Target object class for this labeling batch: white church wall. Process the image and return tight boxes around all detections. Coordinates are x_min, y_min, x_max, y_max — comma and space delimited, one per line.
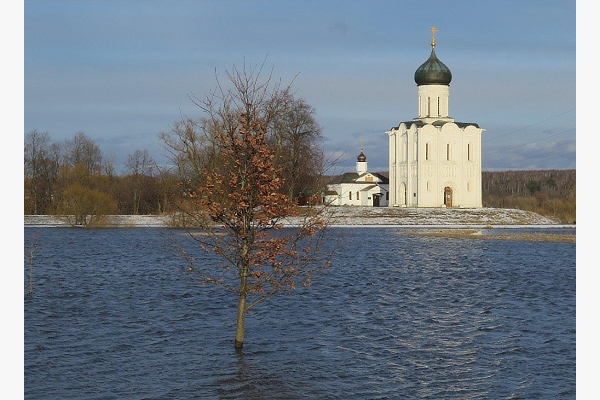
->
460, 125, 483, 208
325, 184, 390, 207
388, 131, 397, 206
417, 125, 438, 207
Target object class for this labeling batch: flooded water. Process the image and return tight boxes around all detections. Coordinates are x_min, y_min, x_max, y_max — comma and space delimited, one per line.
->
24, 227, 575, 399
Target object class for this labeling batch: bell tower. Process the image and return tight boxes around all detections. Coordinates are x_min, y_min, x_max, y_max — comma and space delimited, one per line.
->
356, 140, 368, 174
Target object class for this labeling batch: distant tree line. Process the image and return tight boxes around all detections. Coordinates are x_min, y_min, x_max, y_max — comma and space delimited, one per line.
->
482, 169, 576, 224
24, 129, 173, 225
25, 129, 576, 225
24, 89, 326, 226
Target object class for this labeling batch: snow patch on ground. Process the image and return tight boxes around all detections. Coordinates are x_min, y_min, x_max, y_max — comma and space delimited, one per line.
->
309, 206, 563, 227
24, 215, 171, 228
24, 207, 570, 228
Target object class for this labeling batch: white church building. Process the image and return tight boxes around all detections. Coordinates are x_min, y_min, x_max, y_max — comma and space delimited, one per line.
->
324, 149, 389, 207
386, 27, 484, 208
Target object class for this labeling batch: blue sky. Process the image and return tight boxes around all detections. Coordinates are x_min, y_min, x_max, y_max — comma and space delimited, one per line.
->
22, 0, 576, 174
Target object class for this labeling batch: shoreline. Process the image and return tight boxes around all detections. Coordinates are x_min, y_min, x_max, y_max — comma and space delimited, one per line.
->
24, 207, 573, 228
24, 209, 575, 229
24, 210, 575, 243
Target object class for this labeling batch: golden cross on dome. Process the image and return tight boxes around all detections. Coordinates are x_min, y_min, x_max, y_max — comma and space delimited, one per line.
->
360, 139, 364, 151
430, 26, 438, 48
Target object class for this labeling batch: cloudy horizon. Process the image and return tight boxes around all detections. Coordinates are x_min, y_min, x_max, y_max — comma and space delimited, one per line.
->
23, 1, 576, 174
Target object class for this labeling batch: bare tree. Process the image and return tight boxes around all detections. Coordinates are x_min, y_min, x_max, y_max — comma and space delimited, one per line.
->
164, 60, 332, 349
159, 117, 216, 186
63, 131, 103, 175
266, 92, 324, 203
102, 154, 117, 179
126, 149, 157, 214
127, 149, 156, 177
24, 129, 60, 214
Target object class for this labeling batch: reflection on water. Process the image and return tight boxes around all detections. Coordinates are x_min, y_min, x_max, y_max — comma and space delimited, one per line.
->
25, 227, 575, 399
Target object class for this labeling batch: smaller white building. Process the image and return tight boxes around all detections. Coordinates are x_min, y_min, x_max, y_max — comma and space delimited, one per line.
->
324, 150, 390, 207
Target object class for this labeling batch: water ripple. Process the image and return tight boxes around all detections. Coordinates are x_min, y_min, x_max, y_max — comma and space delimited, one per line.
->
25, 227, 575, 399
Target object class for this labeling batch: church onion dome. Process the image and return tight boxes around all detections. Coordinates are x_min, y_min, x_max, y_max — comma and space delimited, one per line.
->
414, 27, 452, 86
357, 151, 367, 162
414, 48, 452, 86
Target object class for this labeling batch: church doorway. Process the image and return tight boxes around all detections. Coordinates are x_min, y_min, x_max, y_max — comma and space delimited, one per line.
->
444, 186, 453, 207
373, 194, 381, 207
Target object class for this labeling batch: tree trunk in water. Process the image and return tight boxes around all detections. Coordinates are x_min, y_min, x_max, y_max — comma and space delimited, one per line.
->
235, 239, 250, 349
234, 277, 247, 349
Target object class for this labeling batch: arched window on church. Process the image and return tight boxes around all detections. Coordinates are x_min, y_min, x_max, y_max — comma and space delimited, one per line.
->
446, 143, 451, 161
349, 191, 352, 200
425, 143, 429, 160
356, 191, 360, 200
